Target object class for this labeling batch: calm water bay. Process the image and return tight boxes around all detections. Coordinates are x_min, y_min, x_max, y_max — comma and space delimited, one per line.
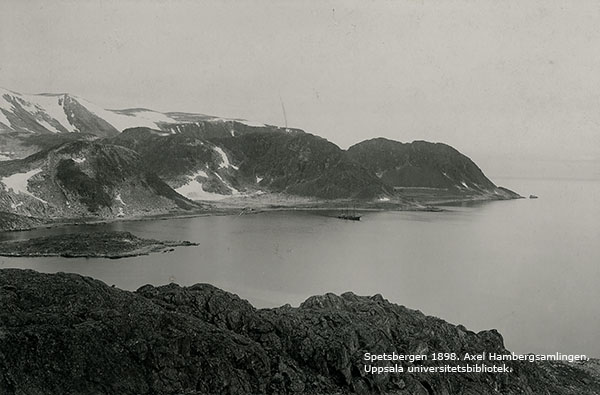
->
1, 178, 599, 357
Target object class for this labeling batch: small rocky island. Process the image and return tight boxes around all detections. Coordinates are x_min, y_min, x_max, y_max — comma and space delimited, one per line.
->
0, 231, 198, 259
0, 269, 598, 395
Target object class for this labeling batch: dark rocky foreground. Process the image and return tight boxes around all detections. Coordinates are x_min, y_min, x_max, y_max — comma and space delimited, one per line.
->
0, 269, 598, 395
0, 231, 198, 258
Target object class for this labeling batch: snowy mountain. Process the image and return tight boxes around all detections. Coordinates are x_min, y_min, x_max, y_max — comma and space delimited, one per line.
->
0, 88, 271, 135
1, 87, 519, 211
0, 87, 271, 160
0, 88, 117, 136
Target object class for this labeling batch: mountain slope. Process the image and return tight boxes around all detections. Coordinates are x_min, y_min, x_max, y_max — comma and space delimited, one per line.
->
212, 131, 392, 199
109, 127, 392, 200
0, 88, 119, 137
0, 140, 198, 219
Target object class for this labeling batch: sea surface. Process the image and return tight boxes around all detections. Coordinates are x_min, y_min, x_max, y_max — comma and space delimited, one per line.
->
1, 177, 599, 357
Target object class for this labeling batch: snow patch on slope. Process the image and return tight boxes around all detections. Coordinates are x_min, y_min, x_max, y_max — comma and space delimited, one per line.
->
214, 172, 240, 195
0, 89, 77, 132
0, 168, 47, 203
0, 109, 11, 128
176, 180, 230, 201
115, 193, 126, 206
21, 94, 77, 133
75, 96, 178, 131
36, 119, 62, 134
0, 89, 16, 111
175, 170, 226, 201
175, 169, 241, 200
213, 146, 238, 170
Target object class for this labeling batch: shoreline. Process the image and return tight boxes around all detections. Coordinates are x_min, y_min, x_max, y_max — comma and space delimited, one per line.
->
0, 192, 520, 234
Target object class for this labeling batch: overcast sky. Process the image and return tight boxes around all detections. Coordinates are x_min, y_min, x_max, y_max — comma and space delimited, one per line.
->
1, 0, 599, 178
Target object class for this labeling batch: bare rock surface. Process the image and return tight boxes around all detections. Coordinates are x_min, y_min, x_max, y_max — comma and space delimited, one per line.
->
0, 269, 598, 394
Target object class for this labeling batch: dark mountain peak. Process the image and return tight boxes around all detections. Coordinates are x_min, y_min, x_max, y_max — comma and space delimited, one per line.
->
347, 137, 520, 200
350, 136, 404, 146
350, 137, 456, 151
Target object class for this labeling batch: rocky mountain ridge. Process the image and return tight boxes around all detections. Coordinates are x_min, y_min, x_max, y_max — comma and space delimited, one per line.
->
0, 269, 597, 395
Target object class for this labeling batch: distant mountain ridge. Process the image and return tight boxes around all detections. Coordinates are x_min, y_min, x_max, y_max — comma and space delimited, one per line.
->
0, 87, 269, 159
0, 87, 520, 225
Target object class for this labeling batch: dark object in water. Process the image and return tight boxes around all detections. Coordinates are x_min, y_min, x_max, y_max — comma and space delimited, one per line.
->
529, 195, 538, 199
337, 213, 361, 221
338, 206, 361, 221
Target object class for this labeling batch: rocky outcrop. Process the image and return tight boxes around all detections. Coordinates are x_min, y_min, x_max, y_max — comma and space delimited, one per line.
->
0, 269, 597, 394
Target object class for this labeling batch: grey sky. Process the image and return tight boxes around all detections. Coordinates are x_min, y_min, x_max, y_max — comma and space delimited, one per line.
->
1, 0, 599, 177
